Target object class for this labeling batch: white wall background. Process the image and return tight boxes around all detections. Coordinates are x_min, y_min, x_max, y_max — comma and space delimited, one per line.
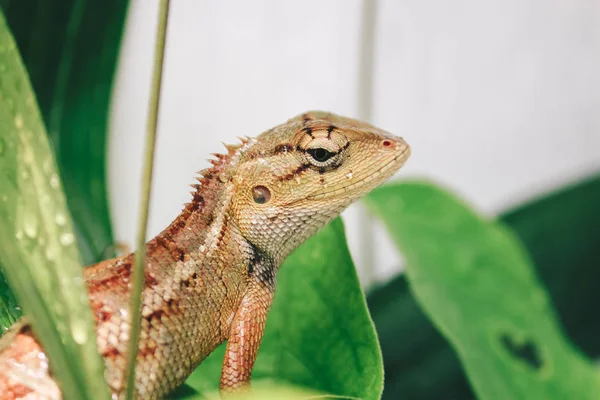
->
109, 0, 600, 286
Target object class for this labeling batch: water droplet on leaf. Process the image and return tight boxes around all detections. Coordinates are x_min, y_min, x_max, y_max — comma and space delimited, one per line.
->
55, 213, 67, 226
40, 194, 51, 205
23, 214, 38, 239
59, 232, 75, 246
70, 320, 88, 345
49, 174, 60, 189
14, 114, 23, 129
42, 159, 53, 173
45, 245, 57, 261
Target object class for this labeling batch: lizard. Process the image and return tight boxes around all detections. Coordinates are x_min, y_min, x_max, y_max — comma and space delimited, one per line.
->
0, 111, 411, 399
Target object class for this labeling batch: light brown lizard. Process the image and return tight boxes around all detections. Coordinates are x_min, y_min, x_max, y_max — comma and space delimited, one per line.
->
0, 111, 410, 399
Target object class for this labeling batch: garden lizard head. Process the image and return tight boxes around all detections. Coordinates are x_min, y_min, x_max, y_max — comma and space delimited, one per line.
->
222, 111, 410, 263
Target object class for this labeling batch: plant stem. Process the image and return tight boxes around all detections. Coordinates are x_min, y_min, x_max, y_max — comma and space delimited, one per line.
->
124, 1, 170, 398
356, 0, 378, 286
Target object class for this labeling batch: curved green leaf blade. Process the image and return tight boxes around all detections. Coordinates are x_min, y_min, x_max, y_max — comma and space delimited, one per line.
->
365, 181, 600, 400
183, 218, 383, 399
3, 0, 129, 264
368, 175, 600, 400
367, 274, 473, 400
502, 175, 600, 356
0, 270, 19, 331
174, 382, 327, 400
0, 0, 129, 330
0, 12, 109, 399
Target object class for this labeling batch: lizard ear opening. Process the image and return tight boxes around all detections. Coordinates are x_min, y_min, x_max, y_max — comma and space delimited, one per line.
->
252, 185, 271, 204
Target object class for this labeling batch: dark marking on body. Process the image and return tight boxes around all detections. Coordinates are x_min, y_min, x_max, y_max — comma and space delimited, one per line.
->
89, 259, 132, 290
101, 347, 120, 358
145, 271, 158, 286
138, 344, 157, 358
278, 163, 310, 181
274, 143, 294, 154
327, 125, 336, 138
247, 248, 258, 275
190, 192, 205, 211
9, 384, 34, 398
247, 241, 275, 284
167, 298, 177, 309
151, 235, 186, 263
144, 298, 181, 324
163, 215, 188, 238
182, 272, 198, 288
96, 309, 112, 322
201, 169, 215, 181
146, 309, 165, 321
217, 218, 228, 243
304, 126, 314, 138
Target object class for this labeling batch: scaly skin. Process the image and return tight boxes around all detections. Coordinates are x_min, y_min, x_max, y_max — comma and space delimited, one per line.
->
0, 111, 410, 399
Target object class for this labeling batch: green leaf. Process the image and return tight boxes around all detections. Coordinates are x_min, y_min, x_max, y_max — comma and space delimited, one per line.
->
0, 0, 128, 332
502, 175, 600, 356
0, 11, 109, 399
175, 381, 327, 400
0, 269, 18, 331
367, 274, 473, 400
368, 175, 600, 400
182, 218, 383, 399
2, 0, 128, 264
365, 181, 600, 400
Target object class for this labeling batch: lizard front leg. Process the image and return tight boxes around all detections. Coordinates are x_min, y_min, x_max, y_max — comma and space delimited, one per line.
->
220, 281, 274, 392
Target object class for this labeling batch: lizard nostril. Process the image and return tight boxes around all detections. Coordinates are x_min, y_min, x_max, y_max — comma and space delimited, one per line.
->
382, 140, 393, 148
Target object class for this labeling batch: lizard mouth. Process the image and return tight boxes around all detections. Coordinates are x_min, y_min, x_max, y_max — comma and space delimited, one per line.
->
306, 146, 411, 200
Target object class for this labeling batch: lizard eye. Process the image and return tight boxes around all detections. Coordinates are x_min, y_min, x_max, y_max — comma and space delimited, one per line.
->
307, 148, 335, 163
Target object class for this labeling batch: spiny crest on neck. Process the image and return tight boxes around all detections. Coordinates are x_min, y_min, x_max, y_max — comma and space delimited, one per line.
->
155, 137, 255, 245
185, 137, 252, 214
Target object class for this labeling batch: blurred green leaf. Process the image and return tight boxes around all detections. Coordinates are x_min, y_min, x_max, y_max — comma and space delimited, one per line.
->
2, 0, 128, 264
0, 272, 18, 331
173, 381, 328, 400
368, 274, 473, 400
365, 181, 600, 400
502, 175, 600, 356
0, 11, 109, 399
368, 175, 600, 400
182, 218, 383, 399
0, 0, 128, 331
